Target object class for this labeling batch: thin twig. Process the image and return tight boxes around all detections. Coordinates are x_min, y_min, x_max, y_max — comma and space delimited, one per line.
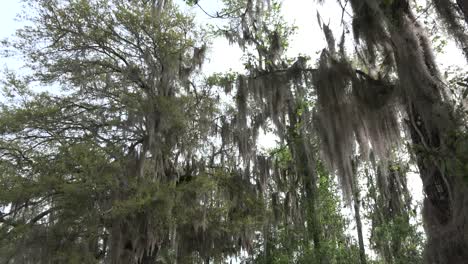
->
195, 2, 244, 19
338, 0, 351, 26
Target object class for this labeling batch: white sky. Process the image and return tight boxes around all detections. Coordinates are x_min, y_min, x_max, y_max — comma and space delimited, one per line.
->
185, 0, 342, 74
1, 0, 466, 260
1, 0, 464, 71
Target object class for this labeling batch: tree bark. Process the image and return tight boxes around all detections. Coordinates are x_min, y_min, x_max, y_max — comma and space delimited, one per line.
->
387, 2, 468, 262
351, 160, 367, 264
353, 194, 367, 264
406, 104, 468, 264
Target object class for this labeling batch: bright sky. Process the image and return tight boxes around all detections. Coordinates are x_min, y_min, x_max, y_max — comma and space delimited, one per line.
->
184, 0, 343, 74
0, 1, 23, 70
1, 0, 466, 260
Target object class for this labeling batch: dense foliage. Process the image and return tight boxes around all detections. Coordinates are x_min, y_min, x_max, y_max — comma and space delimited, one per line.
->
0, 0, 467, 263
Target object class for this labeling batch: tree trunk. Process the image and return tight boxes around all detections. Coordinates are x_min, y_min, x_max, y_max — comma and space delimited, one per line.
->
108, 220, 132, 264
287, 102, 322, 262
353, 195, 366, 264
351, 160, 367, 264
406, 104, 468, 264
386, 2, 468, 262
352, 186, 367, 264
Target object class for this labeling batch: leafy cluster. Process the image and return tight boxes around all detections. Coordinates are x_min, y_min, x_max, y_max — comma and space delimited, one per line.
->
1, 0, 467, 263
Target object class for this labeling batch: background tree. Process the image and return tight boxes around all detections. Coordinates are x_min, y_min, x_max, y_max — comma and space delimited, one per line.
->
201, 0, 467, 262
0, 0, 264, 263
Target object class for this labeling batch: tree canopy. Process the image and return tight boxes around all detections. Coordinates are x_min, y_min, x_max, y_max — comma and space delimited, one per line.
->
0, 0, 467, 263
